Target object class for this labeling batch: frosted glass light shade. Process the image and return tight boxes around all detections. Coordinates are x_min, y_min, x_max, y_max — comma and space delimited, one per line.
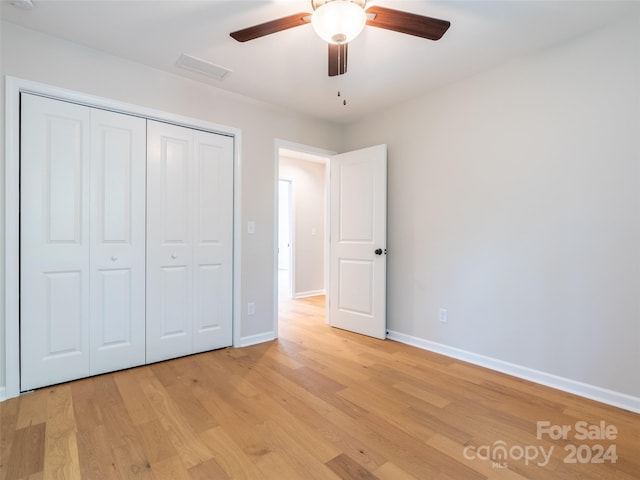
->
311, 1, 367, 44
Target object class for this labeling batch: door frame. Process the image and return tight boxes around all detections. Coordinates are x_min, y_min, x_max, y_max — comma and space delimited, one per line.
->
274, 140, 334, 336
3, 76, 243, 400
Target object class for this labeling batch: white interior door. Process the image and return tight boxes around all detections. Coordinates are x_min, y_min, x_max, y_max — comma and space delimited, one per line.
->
147, 121, 194, 362
146, 121, 233, 363
89, 109, 146, 374
329, 144, 387, 339
20, 95, 147, 390
20, 94, 91, 390
191, 130, 234, 353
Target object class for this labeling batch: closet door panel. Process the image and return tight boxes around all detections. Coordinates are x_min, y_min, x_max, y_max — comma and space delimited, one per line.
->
20, 94, 91, 391
160, 265, 191, 334
192, 132, 234, 352
146, 121, 193, 362
90, 110, 146, 374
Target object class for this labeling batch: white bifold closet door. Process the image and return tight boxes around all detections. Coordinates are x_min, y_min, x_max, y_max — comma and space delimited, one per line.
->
146, 120, 233, 363
20, 94, 146, 391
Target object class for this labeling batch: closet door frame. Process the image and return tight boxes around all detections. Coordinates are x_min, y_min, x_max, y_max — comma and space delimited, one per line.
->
3, 76, 243, 400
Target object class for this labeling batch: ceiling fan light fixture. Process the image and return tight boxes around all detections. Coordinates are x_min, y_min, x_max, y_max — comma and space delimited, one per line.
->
311, 0, 367, 44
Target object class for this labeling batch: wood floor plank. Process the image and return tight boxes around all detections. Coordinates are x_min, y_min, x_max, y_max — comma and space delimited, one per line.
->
392, 380, 451, 408
3, 294, 638, 480
0, 394, 20, 480
249, 359, 390, 471
135, 419, 179, 465
15, 391, 48, 430
164, 383, 218, 434
43, 386, 81, 480
249, 390, 342, 464
326, 453, 379, 480
187, 458, 230, 480
113, 369, 157, 427
198, 426, 263, 479
91, 375, 152, 477
138, 375, 213, 470
149, 455, 190, 480
73, 398, 103, 434
254, 419, 343, 480
76, 425, 122, 479
373, 461, 420, 480
2, 423, 45, 480
68, 377, 95, 403
253, 451, 314, 480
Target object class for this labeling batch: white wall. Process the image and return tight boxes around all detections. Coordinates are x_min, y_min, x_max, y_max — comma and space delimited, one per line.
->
345, 16, 640, 403
0, 22, 344, 391
279, 156, 326, 297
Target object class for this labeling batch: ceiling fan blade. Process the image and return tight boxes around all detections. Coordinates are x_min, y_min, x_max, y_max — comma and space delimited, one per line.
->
230, 12, 311, 42
365, 6, 450, 41
328, 43, 348, 77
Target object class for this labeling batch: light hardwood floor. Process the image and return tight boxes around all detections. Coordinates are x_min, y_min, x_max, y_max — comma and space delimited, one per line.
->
1, 295, 639, 479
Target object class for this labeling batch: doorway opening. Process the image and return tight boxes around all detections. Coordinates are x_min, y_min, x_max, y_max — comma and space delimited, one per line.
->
275, 142, 332, 333
274, 141, 388, 341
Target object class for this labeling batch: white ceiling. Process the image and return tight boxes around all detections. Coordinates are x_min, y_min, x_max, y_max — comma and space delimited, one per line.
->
2, 0, 639, 124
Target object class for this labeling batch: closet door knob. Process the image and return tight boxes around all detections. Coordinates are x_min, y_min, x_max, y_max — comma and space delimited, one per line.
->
171, 253, 177, 259
111, 256, 118, 261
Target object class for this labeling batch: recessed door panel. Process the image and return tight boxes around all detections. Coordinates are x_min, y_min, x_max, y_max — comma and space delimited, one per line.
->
196, 264, 222, 331
46, 117, 85, 244
339, 161, 375, 243
45, 271, 84, 356
338, 260, 374, 316
97, 126, 133, 243
96, 268, 132, 346
163, 139, 190, 244
161, 266, 191, 337
197, 144, 223, 244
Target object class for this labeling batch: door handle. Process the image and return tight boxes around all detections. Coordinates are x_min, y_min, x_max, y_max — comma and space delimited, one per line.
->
375, 248, 383, 256
111, 256, 118, 262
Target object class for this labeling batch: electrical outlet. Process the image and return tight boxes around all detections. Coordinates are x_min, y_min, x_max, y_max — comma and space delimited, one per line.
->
247, 302, 255, 315
439, 308, 448, 324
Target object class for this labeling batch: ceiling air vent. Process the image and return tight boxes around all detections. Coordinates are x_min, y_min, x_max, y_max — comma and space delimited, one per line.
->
10, 0, 35, 9
176, 54, 232, 81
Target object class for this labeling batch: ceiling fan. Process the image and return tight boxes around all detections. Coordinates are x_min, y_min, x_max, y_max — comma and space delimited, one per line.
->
230, 0, 450, 77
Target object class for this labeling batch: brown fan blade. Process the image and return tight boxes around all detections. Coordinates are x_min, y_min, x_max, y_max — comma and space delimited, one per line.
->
328, 43, 348, 77
365, 6, 450, 41
230, 12, 311, 42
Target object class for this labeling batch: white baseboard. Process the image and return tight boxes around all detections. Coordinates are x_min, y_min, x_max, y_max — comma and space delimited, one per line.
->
236, 331, 277, 348
295, 290, 325, 298
386, 330, 640, 414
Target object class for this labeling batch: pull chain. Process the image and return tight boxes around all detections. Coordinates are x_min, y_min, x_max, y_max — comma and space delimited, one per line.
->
334, 42, 347, 106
